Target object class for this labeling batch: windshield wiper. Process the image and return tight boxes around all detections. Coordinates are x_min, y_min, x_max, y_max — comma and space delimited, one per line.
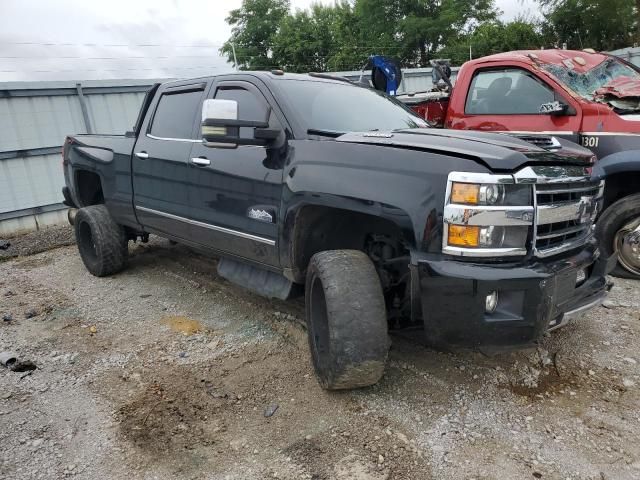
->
307, 128, 345, 138
616, 107, 640, 114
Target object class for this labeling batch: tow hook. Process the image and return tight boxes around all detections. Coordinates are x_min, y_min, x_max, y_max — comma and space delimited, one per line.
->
67, 208, 78, 226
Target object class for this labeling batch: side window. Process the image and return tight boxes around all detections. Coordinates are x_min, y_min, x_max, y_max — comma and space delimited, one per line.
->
149, 89, 203, 139
214, 86, 271, 140
215, 86, 269, 122
465, 69, 555, 115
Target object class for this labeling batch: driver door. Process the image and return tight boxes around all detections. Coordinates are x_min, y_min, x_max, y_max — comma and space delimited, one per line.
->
452, 67, 582, 144
187, 79, 285, 267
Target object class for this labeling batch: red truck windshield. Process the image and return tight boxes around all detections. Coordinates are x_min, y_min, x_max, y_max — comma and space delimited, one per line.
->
543, 58, 640, 100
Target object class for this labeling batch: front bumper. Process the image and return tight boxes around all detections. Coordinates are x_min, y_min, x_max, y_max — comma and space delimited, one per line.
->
411, 241, 615, 349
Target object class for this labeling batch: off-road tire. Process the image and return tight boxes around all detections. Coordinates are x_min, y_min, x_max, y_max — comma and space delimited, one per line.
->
74, 205, 128, 277
596, 194, 640, 279
305, 250, 390, 390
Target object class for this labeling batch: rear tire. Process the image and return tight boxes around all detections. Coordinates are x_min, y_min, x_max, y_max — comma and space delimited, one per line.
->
305, 250, 390, 390
596, 194, 640, 279
74, 205, 128, 277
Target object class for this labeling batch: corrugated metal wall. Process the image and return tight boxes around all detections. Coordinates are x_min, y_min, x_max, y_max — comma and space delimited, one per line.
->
0, 79, 161, 235
330, 67, 460, 94
609, 46, 640, 67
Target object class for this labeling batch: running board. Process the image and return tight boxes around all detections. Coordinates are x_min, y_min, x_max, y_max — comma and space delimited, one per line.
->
217, 257, 295, 300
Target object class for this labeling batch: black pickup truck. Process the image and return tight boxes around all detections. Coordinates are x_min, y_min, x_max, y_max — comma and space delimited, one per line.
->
62, 71, 613, 390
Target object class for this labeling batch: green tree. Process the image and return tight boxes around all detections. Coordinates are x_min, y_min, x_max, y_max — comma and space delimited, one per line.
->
440, 18, 546, 65
397, 0, 498, 66
220, 0, 545, 73
325, 1, 367, 71
351, 0, 406, 62
538, 0, 636, 51
272, 4, 339, 72
220, 0, 290, 70
331, 0, 500, 68
272, 1, 370, 72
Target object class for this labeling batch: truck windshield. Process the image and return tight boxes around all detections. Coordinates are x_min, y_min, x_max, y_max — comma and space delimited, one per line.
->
543, 58, 640, 100
281, 79, 428, 133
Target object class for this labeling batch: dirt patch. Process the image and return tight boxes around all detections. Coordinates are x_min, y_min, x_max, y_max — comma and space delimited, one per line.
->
12, 256, 55, 269
117, 367, 223, 461
160, 315, 205, 335
107, 336, 433, 478
508, 368, 582, 397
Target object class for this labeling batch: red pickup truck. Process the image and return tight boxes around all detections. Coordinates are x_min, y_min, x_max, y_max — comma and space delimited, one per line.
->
399, 49, 640, 279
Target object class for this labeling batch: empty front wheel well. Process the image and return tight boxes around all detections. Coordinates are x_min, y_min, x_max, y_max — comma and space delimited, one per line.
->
289, 205, 410, 283
75, 170, 104, 207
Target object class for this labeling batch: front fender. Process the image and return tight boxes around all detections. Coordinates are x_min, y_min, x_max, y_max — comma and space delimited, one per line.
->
279, 139, 490, 272
593, 150, 640, 207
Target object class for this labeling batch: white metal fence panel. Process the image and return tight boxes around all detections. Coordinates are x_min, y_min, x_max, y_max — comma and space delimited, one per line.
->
0, 79, 163, 235
330, 67, 460, 94
0, 95, 87, 152
0, 153, 64, 212
610, 46, 640, 67
85, 92, 147, 134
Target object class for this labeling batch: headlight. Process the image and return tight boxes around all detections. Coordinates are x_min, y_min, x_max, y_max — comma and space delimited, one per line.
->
447, 225, 527, 249
480, 185, 504, 205
451, 183, 505, 205
443, 173, 534, 257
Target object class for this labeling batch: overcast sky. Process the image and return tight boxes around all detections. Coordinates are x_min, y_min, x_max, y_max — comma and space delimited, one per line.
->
0, 0, 539, 82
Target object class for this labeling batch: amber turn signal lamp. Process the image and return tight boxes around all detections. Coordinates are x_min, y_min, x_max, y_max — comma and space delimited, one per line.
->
448, 225, 480, 247
451, 183, 479, 204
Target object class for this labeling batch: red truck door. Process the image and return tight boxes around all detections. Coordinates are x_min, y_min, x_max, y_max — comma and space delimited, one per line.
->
447, 65, 582, 144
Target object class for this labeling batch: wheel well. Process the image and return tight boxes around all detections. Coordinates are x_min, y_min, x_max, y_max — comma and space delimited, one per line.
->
75, 170, 104, 207
604, 171, 640, 209
289, 205, 408, 283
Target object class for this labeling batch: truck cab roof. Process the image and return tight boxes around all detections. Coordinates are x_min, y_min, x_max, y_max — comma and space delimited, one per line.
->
467, 49, 611, 73
160, 71, 351, 89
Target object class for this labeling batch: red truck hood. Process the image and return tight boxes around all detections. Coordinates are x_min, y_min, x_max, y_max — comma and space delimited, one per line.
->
595, 76, 640, 99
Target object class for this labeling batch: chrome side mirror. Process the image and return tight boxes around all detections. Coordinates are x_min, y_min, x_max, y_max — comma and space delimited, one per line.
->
201, 98, 280, 148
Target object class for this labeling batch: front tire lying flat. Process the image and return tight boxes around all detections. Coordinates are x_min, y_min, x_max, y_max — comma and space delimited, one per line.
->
596, 194, 640, 279
305, 250, 390, 390
74, 205, 129, 277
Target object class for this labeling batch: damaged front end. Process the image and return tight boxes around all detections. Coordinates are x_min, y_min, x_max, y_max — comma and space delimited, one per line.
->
543, 57, 640, 113
594, 75, 640, 112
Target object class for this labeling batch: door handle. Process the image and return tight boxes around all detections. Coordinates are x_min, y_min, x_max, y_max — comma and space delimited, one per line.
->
135, 151, 149, 159
191, 157, 210, 167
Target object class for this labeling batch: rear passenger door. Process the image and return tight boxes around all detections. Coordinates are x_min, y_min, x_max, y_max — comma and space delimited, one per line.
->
132, 81, 208, 238
187, 79, 286, 267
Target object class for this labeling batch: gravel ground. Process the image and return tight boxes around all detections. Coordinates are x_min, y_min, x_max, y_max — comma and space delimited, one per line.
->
1, 228, 639, 480
0, 225, 75, 261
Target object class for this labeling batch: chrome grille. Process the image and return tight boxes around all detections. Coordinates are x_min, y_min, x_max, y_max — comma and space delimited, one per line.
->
534, 180, 603, 257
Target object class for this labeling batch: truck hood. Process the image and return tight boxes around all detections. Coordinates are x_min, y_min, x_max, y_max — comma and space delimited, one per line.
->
595, 76, 640, 99
336, 128, 594, 171
595, 76, 640, 112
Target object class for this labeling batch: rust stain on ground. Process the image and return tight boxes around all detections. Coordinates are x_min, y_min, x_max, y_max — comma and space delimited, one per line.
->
161, 316, 204, 335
